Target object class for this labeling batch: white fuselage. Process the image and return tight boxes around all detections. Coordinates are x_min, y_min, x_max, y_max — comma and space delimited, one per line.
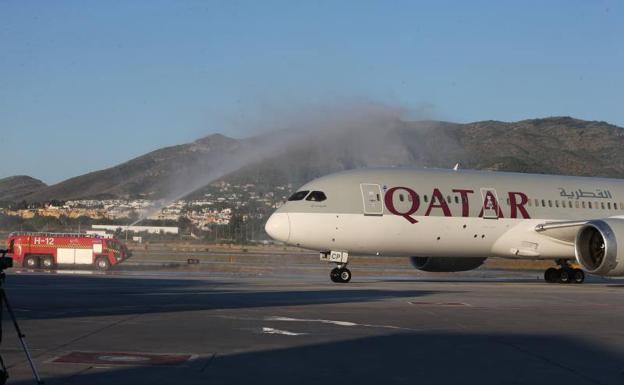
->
265, 168, 624, 261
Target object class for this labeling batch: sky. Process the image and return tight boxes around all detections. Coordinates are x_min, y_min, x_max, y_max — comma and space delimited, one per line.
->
1, 0, 622, 184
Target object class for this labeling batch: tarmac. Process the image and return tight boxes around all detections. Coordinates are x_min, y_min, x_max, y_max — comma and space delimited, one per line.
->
1, 264, 624, 385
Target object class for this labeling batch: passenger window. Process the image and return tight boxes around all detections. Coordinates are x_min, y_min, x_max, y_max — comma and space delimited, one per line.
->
534, 199, 539, 206
527, 200, 532, 207
608, 202, 611, 210
506, 198, 510, 205
582, 201, 586, 209
555, 200, 559, 208
541, 199, 546, 207
601, 202, 605, 210
399, 194, 405, 202
288, 191, 310, 201
454, 196, 459, 204
588, 202, 592, 209
446, 195, 451, 203
548, 200, 552, 207
575, 201, 579, 209
424, 195, 428, 203
306, 191, 327, 202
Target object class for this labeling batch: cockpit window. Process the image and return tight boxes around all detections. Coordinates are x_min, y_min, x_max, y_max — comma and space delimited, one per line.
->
288, 190, 309, 201
306, 191, 327, 202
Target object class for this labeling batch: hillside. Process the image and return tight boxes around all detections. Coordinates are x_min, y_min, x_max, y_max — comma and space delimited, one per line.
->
216, 117, 624, 195
13, 116, 624, 202
0, 176, 47, 202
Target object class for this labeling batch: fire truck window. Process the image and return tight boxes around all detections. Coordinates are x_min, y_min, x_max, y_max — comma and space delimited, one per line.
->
306, 191, 327, 202
288, 191, 309, 201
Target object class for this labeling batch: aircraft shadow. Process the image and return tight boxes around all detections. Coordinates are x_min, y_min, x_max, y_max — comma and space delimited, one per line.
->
11, 332, 624, 385
4, 274, 442, 320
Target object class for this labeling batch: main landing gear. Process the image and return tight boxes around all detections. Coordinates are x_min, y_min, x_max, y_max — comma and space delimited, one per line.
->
544, 259, 585, 284
321, 251, 351, 283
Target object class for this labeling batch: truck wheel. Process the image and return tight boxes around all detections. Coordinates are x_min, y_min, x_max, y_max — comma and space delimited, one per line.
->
95, 257, 111, 271
24, 255, 40, 269
40, 256, 54, 269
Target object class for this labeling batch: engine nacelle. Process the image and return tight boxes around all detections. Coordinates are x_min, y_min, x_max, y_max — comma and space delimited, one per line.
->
575, 219, 624, 276
410, 257, 487, 272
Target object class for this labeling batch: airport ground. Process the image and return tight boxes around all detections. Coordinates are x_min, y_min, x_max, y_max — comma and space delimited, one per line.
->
0, 248, 623, 384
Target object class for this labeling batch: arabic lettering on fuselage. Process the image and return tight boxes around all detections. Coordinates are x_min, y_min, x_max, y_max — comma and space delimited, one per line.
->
558, 188, 613, 200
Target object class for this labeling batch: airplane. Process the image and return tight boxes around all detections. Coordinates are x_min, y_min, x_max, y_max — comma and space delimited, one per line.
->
264, 167, 624, 284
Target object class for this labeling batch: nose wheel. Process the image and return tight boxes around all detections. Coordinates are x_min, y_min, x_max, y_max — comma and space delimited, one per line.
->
330, 267, 351, 283
544, 260, 585, 284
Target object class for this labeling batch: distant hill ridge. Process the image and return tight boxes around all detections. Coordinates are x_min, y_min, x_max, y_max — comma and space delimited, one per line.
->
3, 116, 624, 202
0, 176, 47, 202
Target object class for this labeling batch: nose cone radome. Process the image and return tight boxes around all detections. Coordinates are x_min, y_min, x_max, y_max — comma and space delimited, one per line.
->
265, 213, 290, 243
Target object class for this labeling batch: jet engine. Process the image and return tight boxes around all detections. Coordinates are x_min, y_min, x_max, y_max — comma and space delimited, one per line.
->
410, 257, 487, 272
575, 219, 624, 276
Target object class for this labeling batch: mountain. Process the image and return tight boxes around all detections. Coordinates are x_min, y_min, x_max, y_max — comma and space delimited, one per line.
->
13, 116, 624, 202
0, 176, 47, 202
23, 133, 245, 201
218, 116, 624, 194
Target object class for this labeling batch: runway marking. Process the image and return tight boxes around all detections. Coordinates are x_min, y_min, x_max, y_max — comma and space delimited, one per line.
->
265, 316, 419, 331
262, 327, 306, 336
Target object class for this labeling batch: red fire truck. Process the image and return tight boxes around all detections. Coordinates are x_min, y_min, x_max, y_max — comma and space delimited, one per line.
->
5, 232, 130, 270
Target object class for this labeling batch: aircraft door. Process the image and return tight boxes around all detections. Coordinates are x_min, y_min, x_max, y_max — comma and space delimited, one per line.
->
360, 183, 384, 215
480, 188, 501, 219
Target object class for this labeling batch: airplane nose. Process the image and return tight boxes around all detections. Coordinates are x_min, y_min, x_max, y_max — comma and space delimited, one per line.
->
265, 213, 290, 243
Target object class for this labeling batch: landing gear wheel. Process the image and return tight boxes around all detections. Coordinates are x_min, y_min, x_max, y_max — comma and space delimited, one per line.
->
24, 255, 39, 269
544, 267, 559, 283
95, 257, 111, 271
572, 269, 585, 284
330, 267, 351, 283
338, 268, 351, 283
558, 269, 571, 284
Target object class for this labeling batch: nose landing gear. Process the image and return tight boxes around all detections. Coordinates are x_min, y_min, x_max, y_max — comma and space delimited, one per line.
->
544, 259, 585, 284
321, 251, 352, 283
